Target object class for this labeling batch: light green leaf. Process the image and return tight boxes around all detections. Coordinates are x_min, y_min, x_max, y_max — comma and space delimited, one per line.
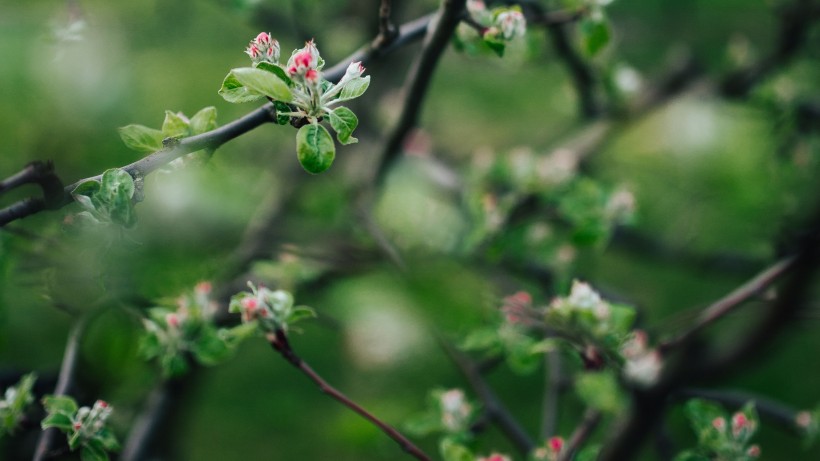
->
257, 62, 293, 87
42, 395, 78, 415
336, 76, 370, 102
218, 72, 265, 103
288, 306, 316, 324
328, 107, 359, 145
118, 124, 164, 153
161, 111, 190, 138
231, 67, 292, 102
576, 371, 625, 414
440, 439, 474, 461
189, 107, 218, 134
100, 169, 135, 201
191, 328, 231, 366
296, 123, 335, 174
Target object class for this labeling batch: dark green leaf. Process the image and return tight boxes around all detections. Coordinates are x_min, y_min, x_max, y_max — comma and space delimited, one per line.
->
96, 428, 121, 451
328, 107, 359, 145
118, 124, 164, 153
81, 441, 109, 461
296, 123, 335, 174
580, 17, 611, 56
40, 413, 74, 431
191, 328, 231, 366
273, 101, 292, 125
288, 306, 316, 324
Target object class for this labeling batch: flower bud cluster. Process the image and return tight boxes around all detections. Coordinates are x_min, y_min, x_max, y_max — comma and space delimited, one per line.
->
461, 1, 527, 45
246, 32, 280, 65
533, 436, 565, 461
438, 389, 473, 433
550, 280, 613, 327
230, 282, 314, 334
72, 400, 112, 439
477, 453, 512, 461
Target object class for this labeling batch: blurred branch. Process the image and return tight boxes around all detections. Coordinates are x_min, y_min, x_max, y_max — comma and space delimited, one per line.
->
32, 316, 89, 461
540, 349, 563, 439
441, 340, 536, 455
556, 409, 602, 461
375, 0, 468, 183
720, 0, 820, 98
659, 256, 795, 352
374, 0, 399, 48
597, 202, 820, 460
267, 329, 432, 461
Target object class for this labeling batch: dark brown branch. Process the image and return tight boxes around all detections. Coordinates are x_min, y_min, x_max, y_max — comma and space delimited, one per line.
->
375, 0, 468, 183
32, 317, 88, 461
267, 330, 431, 461
441, 341, 536, 455
374, 0, 399, 48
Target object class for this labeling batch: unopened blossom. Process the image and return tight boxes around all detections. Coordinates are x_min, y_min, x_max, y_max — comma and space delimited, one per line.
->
568, 280, 603, 310
477, 453, 511, 461
731, 411, 755, 438
796, 411, 813, 429
496, 9, 526, 40
746, 445, 761, 458
712, 416, 727, 432
439, 389, 472, 432
623, 349, 663, 387
246, 32, 280, 65
533, 436, 565, 460
287, 40, 320, 76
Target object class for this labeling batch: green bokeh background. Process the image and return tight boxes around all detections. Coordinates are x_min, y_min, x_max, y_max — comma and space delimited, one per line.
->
1, 0, 819, 460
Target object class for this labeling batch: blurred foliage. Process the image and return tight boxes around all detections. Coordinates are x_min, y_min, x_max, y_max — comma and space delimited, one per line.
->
1, 0, 820, 460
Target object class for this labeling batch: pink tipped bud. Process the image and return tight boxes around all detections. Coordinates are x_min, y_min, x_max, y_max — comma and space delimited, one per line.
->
294, 50, 312, 69
746, 445, 761, 458
166, 313, 180, 329
241, 297, 259, 313
195, 281, 212, 295
548, 436, 564, 453
255, 32, 272, 46
305, 69, 319, 82
247, 44, 261, 59
712, 416, 726, 432
732, 411, 753, 437
73, 421, 82, 431
96, 400, 109, 408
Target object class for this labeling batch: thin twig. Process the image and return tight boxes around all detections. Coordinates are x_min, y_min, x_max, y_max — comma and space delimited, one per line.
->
32, 316, 89, 461
540, 349, 563, 439
659, 256, 795, 352
556, 409, 602, 461
440, 340, 536, 454
267, 330, 431, 461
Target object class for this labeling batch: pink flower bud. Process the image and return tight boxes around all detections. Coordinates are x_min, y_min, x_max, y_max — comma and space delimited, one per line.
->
548, 436, 564, 453
746, 445, 761, 457
305, 69, 319, 82
246, 44, 261, 60
241, 297, 259, 313
293, 50, 313, 70
712, 416, 726, 432
344, 61, 365, 79
73, 421, 82, 431
96, 400, 109, 408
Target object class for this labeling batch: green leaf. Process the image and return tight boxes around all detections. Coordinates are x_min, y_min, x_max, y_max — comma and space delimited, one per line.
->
580, 16, 611, 56
230, 67, 292, 102
336, 76, 370, 102
273, 101, 292, 125
439, 438, 475, 461
257, 62, 293, 87
328, 107, 359, 145
673, 451, 710, 461
483, 38, 506, 57
160, 353, 190, 378
96, 428, 121, 451
189, 107, 218, 134
288, 306, 316, 324
219, 72, 265, 104
42, 395, 78, 415
296, 123, 335, 174
403, 412, 442, 437
40, 412, 74, 431
576, 445, 602, 461
81, 441, 109, 461
118, 124, 165, 153
100, 169, 135, 201
576, 371, 625, 414
161, 111, 190, 138
191, 328, 231, 366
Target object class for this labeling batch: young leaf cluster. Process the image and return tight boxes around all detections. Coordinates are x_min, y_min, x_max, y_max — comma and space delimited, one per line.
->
71, 168, 138, 228
456, 1, 527, 57
117, 107, 218, 156
139, 283, 256, 377
41, 397, 120, 461
219, 33, 370, 173
675, 399, 761, 461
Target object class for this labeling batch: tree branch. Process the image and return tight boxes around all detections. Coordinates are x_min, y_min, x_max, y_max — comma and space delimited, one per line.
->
375, 0, 468, 183
556, 409, 602, 461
